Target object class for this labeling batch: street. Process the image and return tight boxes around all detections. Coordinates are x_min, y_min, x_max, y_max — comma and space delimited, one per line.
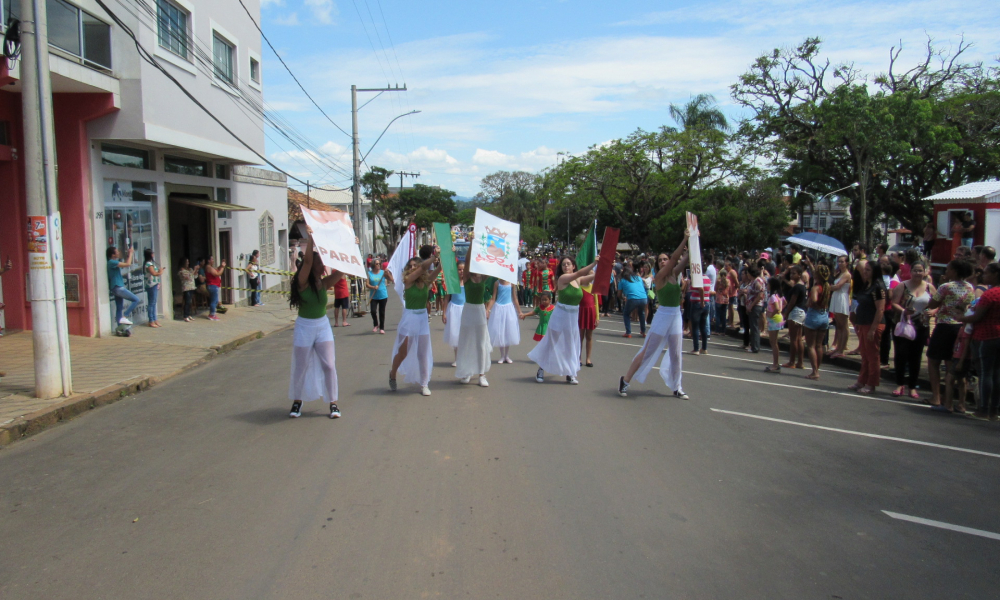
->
2, 303, 998, 599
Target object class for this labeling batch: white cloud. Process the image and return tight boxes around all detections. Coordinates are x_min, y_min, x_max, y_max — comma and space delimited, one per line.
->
305, 0, 338, 25
274, 12, 300, 26
472, 146, 561, 171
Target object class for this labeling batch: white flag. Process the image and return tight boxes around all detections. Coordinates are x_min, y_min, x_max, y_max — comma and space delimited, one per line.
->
388, 223, 417, 301
300, 208, 368, 278
469, 208, 520, 285
686, 212, 705, 293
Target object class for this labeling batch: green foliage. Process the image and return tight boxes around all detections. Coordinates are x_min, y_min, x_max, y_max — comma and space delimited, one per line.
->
414, 209, 447, 229
520, 225, 549, 250
455, 208, 476, 226
398, 184, 457, 221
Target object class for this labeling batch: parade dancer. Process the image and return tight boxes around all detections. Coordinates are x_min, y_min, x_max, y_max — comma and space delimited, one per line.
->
389, 247, 438, 396
487, 278, 521, 364
528, 257, 598, 384
456, 249, 492, 386
617, 234, 690, 399
442, 262, 467, 367
288, 235, 343, 419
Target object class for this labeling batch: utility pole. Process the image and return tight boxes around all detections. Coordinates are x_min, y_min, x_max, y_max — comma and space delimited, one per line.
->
306, 180, 311, 209
352, 84, 407, 257
397, 171, 420, 190
20, 0, 72, 398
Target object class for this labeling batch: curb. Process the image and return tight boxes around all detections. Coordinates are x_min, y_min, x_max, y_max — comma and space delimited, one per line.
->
0, 324, 294, 450
721, 326, 932, 389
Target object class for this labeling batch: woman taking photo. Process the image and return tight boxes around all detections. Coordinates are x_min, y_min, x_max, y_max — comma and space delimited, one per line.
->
889, 260, 932, 399
617, 234, 689, 398
848, 260, 887, 395
204, 256, 226, 321
143, 249, 162, 328
388, 247, 438, 396
367, 258, 390, 334
802, 264, 832, 380
827, 255, 852, 358
618, 265, 648, 338
288, 236, 343, 419
528, 256, 598, 384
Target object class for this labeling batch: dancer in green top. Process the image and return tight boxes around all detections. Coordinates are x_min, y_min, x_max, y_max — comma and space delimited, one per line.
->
389, 246, 439, 396
455, 243, 493, 385
618, 233, 690, 399
288, 235, 346, 419
527, 255, 598, 384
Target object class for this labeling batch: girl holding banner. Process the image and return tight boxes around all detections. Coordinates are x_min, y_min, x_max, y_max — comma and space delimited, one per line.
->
388, 247, 438, 396
617, 234, 690, 399
487, 279, 522, 364
528, 256, 598, 384
288, 236, 344, 419
456, 248, 493, 386
442, 262, 466, 366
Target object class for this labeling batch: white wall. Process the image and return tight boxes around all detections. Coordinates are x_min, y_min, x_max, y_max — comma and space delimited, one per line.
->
223, 168, 289, 301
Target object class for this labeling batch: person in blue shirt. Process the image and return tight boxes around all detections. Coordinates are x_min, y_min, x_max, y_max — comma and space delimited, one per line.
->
618, 266, 648, 337
366, 259, 392, 334
107, 246, 140, 326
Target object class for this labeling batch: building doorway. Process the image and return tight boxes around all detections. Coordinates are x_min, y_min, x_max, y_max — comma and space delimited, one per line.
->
219, 230, 233, 305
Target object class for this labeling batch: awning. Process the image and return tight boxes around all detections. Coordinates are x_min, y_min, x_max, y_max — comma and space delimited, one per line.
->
168, 193, 254, 212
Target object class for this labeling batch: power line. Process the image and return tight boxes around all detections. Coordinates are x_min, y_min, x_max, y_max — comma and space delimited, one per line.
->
95, 0, 349, 191
235, 0, 352, 140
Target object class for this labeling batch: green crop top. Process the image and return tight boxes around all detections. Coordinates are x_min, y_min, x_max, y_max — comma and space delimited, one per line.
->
557, 284, 583, 306
464, 280, 486, 305
656, 281, 682, 308
297, 286, 328, 319
404, 285, 430, 310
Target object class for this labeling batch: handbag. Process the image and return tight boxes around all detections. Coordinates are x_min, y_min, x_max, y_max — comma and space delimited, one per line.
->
894, 313, 916, 340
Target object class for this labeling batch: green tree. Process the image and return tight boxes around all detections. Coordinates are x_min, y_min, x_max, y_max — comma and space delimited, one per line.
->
455, 208, 476, 226
361, 166, 399, 250
474, 171, 542, 225
414, 208, 447, 229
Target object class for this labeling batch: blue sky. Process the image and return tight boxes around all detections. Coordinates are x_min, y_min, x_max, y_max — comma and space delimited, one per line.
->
259, 0, 1000, 196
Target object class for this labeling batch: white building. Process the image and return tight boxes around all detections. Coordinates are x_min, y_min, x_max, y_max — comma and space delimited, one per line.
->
0, 0, 288, 336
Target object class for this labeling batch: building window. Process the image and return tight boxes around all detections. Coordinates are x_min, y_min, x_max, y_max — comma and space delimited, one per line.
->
819, 216, 828, 230
259, 212, 275, 265
164, 155, 209, 177
250, 57, 260, 84
213, 33, 235, 85
46, 0, 111, 70
216, 187, 231, 219
215, 164, 230, 179
801, 215, 812, 229
156, 0, 189, 60
102, 144, 150, 170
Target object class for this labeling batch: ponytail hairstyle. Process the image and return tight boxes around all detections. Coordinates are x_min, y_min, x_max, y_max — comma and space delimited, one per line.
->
814, 264, 832, 309
288, 252, 322, 310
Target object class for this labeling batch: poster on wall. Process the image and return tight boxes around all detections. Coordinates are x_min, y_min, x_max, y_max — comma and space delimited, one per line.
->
300, 207, 367, 278
469, 208, 520, 285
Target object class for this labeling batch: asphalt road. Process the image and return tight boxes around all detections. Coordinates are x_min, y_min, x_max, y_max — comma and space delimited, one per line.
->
2, 303, 999, 599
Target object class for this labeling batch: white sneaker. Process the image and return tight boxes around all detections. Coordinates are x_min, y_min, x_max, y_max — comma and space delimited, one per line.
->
479, 376, 489, 387
498, 358, 505, 364
567, 376, 579, 385
535, 368, 544, 383
460, 376, 471, 384
421, 386, 432, 396
118, 317, 133, 326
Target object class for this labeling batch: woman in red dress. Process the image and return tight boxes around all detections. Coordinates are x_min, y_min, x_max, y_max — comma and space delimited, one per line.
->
579, 285, 598, 367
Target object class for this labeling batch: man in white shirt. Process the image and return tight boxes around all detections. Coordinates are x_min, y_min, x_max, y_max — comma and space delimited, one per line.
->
517, 252, 529, 305
705, 252, 717, 333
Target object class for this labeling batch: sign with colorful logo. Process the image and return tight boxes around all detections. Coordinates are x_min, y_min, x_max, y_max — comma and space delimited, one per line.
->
470, 208, 520, 284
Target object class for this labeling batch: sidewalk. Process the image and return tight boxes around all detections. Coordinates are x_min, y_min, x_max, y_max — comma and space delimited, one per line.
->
0, 297, 329, 447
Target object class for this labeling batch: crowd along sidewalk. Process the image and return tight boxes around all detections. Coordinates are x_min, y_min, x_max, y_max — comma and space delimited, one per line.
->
0, 296, 332, 448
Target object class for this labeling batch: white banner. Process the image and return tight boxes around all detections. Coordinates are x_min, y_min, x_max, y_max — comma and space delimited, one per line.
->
686, 212, 705, 292
388, 224, 417, 301
469, 208, 520, 285
301, 207, 367, 278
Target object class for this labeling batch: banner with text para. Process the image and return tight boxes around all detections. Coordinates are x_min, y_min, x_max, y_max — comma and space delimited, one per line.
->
469, 208, 520, 285
686, 212, 705, 293
301, 207, 367, 278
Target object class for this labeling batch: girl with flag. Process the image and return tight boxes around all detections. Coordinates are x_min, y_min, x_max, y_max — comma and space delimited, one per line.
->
455, 248, 493, 386
388, 246, 438, 396
528, 257, 598, 384
487, 278, 522, 364
617, 233, 690, 399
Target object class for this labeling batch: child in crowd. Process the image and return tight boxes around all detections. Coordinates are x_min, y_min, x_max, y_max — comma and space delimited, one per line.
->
521, 292, 555, 342
764, 276, 785, 373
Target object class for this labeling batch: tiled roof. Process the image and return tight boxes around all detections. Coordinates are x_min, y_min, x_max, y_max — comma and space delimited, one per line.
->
288, 188, 342, 222
924, 181, 1000, 202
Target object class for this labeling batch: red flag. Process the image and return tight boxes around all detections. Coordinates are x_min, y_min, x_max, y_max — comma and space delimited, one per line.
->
591, 227, 620, 296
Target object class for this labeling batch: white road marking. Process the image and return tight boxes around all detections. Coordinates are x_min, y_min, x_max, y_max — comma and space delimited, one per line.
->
882, 511, 1000, 541
597, 340, 856, 377
710, 408, 1000, 459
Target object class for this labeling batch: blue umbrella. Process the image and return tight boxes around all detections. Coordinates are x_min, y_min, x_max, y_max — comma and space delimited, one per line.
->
786, 232, 848, 257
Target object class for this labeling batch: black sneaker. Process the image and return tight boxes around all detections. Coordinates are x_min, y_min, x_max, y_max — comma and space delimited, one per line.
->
673, 389, 689, 400
535, 368, 544, 383
289, 400, 303, 418
618, 376, 629, 397
329, 402, 341, 419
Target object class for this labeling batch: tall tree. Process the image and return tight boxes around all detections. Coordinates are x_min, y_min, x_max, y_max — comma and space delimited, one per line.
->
360, 166, 399, 251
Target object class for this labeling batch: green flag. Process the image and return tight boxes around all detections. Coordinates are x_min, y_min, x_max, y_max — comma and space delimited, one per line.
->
433, 222, 462, 295
576, 220, 597, 268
